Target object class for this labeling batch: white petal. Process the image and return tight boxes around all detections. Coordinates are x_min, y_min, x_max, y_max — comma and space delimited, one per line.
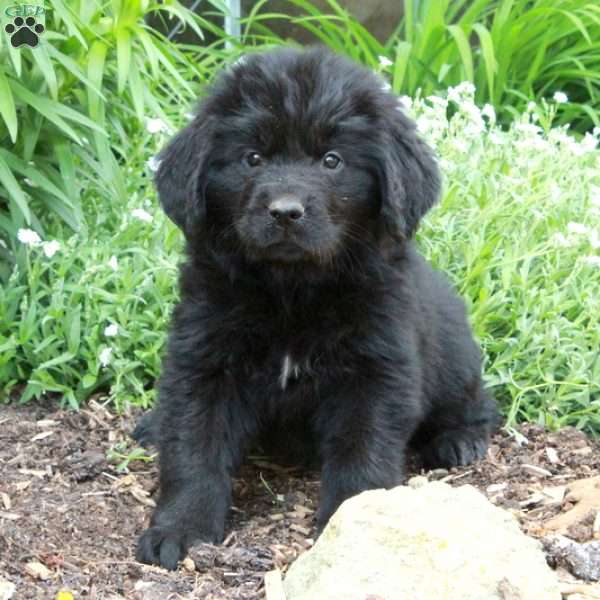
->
553, 91, 568, 104
17, 228, 42, 246
104, 324, 119, 337
378, 55, 393, 68
42, 240, 61, 258
132, 208, 153, 223
147, 156, 162, 173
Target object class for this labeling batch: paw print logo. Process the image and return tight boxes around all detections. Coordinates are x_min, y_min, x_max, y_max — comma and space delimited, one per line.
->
4, 16, 45, 48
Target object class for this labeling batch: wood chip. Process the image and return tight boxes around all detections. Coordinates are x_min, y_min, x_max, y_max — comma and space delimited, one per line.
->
264, 569, 286, 600
593, 511, 600, 540
0, 512, 21, 521
521, 464, 552, 478
30, 431, 54, 442
36, 419, 58, 428
289, 523, 311, 536
487, 483, 507, 494
129, 486, 156, 507
545, 447, 559, 464
1, 492, 11, 510
24, 561, 52, 580
269, 513, 285, 522
14, 481, 31, 492
292, 504, 314, 515
545, 477, 600, 534
559, 581, 600, 598
18, 469, 46, 479
181, 557, 195, 572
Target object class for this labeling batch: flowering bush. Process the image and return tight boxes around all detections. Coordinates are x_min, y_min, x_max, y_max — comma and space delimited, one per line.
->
2, 82, 599, 433
411, 83, 600, 432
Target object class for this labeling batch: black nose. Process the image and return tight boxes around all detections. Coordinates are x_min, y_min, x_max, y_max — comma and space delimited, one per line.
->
268, 197, 305, 223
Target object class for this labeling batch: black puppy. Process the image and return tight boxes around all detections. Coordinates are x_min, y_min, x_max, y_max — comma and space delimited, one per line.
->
135, 47, 499, 569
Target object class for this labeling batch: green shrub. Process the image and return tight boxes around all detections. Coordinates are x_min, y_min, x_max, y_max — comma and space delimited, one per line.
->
0, 0, 223, 280
245, 0, 600, 132
0, 120, 183, 409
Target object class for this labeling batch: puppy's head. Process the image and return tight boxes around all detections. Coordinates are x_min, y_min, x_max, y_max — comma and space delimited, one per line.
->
155, 48, 440, 266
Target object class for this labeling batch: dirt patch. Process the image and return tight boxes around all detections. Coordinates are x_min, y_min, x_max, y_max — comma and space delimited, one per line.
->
1, 402, 599, 599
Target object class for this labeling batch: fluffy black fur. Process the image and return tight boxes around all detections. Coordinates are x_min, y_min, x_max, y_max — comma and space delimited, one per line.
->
135, 47, 499, 570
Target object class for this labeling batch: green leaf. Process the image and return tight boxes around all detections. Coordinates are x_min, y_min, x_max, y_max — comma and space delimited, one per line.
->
447, 24, 474, 82
473, 23, 497, 101
116, 27, 132, 95
392, 41, 413, 93
67, 307, 81, 354
31, 45, 58, 100
0, 154, 30, 224
37, 352, 75, 371
128, 57, 145, 122
50, 0, 88, 47
0, 69, 18, 142
10, 81, 82, 144
87, 40, 108, 123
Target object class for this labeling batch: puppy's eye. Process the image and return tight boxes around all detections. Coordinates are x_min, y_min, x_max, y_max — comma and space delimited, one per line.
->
322, 152, 342, 170
245, 151, 263, 167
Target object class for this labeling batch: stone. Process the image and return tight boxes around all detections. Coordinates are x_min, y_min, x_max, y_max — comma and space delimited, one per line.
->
544, 534, 600, 581
284, 482, 561, 600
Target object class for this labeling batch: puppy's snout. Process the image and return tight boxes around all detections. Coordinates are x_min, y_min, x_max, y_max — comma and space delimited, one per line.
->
268, 196, 305, 223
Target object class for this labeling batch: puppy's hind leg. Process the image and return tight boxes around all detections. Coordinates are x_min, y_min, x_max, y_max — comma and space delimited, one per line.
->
417, 381, 500, 469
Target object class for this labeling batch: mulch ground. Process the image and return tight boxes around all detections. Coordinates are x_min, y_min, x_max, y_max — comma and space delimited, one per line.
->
1, 400, 599, 599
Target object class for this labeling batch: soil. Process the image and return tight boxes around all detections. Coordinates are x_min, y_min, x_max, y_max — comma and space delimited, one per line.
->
1, 400, 599, 599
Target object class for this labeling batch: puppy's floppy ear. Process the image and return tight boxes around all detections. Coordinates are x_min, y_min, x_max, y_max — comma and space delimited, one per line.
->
154, 112, 213, 233
378, 106, 441, 240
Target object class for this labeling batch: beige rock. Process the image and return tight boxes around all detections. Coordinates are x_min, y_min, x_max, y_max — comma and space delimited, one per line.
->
284, 482, 561, 600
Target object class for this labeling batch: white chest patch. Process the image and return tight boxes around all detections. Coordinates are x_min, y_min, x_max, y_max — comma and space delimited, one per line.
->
279, 354, 301, 390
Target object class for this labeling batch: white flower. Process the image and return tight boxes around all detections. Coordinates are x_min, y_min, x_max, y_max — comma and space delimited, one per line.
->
581, 133, 598, 153
526, 101, 536, 112
24, 177, 37, 187
489, 132, 505, 145
42, 240, 61, 258
233, 54, 247, 68
567, 222, 588, 235
104, 324, 119, 337
447, 81, 476, 103
380, 81, 391, 92
551, 233, 571, 247
582, 255, 600, 266
108, 255, 119, 271
553, 91, 568, 104
398, 95, 413, 110
99, 347, 113, 367
590, 230, 600, 249
17, 228, 42, 246
549, 183, 562, 202
147, 156, 162, 173
185, 112, 195, 121
132, 208, 153, 223
481, 103, 496, 122
427, 95, 448, 109
378, 55, 393, 69
146, 118, 168, 134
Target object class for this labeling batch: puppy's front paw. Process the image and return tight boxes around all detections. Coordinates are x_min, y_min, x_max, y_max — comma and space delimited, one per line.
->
422, 429, 489, 468
136, 526, 187, 570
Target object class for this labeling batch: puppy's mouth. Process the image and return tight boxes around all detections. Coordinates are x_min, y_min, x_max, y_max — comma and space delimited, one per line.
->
263, 240, 307, 262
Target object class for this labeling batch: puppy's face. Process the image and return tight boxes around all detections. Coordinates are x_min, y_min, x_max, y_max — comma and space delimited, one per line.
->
205, 104, 380, 264
155, 49, 440, 269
